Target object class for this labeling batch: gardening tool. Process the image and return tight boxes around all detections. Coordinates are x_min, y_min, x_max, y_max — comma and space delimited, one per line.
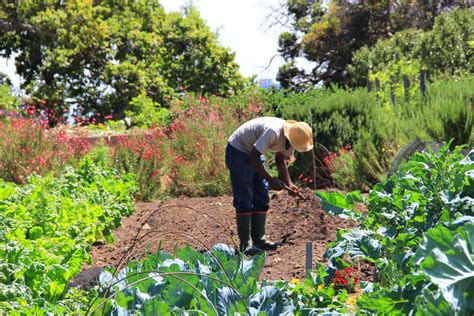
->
282, 184, 309, 201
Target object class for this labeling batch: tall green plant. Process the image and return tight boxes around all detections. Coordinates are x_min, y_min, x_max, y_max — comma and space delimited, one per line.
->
418, 77, 474, 147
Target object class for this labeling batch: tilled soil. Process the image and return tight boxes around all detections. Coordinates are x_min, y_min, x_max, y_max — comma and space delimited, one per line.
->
88, 189, 373, 282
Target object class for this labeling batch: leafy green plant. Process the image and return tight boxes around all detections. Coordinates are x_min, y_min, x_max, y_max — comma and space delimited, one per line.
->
413, 223, 474, 314
317, 144, 474, 314
0, 156, 136, 312
89, 244, 272, 315
125, 94, 170, 128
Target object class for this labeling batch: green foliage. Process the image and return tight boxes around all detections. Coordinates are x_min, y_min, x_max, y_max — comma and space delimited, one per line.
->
90, 244, 357, 315
350, 9, 473, 86
277, 0, 467, 89
0, 84, 17, 110
417, 77, 474, 147
315, 191, 363, 221
0, 156, 136, 312
90, 244, 268, 315
125, 94, 170, 128
268, 86, 406, 188
268, 75, 473, 189
0, 1, 245, 117
414, 224, 474, 313
317, 145, 474, 314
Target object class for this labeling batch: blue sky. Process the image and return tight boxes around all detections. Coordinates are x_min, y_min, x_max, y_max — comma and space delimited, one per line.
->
1, 0, 286, 90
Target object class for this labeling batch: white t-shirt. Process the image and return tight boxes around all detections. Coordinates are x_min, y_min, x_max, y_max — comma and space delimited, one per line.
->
228, 117, 294, 156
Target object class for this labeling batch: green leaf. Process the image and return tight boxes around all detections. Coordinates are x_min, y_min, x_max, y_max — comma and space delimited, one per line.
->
140, 299, 171, 314
415, 288, 451, 316
28, 226, 43, 240
315, 191, 363, 220
248, 285, 293, 315
414, 223, 474, 313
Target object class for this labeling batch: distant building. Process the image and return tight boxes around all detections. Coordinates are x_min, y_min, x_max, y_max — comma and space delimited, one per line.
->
258, 78, 280, 90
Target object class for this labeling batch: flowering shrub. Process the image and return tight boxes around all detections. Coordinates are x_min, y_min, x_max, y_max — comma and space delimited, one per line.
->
321, 145, 364, 190
323, 145, 352, 173
332, 268, 360, 293
163, 93, 263, 197
2, 91, 268, 199
296, 173, 314, 186
0, 118, 89, 183
110, 128, 169, 201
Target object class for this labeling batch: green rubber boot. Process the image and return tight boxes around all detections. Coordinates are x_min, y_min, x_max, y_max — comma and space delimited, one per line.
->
236, 214, 262, 256
251, 212, 280, 251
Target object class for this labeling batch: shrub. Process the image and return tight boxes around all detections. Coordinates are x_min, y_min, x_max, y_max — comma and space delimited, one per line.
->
268, 86, 407, 188
325, 146, 361, 191
267, 74, 472, 189
417, 76, 474, 147
164, 93, 263, 197
110, 128, 169, 201
0, 118, 90, 183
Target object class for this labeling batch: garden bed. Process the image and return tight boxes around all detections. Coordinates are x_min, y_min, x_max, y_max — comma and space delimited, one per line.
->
88, 188, 374, 282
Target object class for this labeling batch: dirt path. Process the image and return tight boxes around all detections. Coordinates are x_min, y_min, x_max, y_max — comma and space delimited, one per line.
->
89, 189, 365, 281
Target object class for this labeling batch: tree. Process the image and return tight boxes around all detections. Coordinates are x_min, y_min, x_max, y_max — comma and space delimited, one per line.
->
0, 1, 246, 119
274, 0, 470, 90
349, 9, 473, 86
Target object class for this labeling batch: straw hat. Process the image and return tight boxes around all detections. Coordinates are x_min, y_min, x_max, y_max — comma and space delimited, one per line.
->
283, 120, 313, 152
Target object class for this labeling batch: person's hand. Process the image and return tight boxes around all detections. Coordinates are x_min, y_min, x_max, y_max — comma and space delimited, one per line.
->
268, 178, 286, 191
286, 183, 300, 197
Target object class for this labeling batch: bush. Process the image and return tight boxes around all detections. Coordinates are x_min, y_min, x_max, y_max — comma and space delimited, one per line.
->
0, 118, 90, 183
110, 91, 266, 200
268, 86, 407, 188
417, 76, 474, 147
267, 75, 472, 190
111, 128, 169, 201
164, 93, 263, 197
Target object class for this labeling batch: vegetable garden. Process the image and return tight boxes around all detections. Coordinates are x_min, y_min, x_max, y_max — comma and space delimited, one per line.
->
1, 142, 472, 314
0, 1, 473, 315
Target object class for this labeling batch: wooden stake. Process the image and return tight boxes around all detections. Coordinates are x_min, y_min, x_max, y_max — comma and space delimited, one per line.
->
305, 242, 313, 278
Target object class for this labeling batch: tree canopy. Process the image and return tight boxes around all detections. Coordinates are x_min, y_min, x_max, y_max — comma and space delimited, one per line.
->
275, 0, 471, 90
0, 0, 246, 118
350, 9, 473, 87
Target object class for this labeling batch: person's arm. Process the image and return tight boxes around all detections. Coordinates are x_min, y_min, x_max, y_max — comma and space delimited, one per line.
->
249, 147, 285, 190
275, 152, 299, 194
